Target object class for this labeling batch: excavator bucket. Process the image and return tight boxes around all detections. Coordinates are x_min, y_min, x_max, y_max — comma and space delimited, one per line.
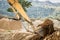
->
7, 0, 31, 22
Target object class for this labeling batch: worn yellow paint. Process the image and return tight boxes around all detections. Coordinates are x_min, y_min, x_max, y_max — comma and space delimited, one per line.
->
7, 0, 31, 22
10, 6, 20, 19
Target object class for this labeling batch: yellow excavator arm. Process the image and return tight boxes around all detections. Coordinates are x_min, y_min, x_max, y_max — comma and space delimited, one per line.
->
7, 0, 35, 32
7, 0, 31, 23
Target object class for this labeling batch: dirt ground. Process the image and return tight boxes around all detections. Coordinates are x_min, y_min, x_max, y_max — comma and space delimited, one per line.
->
0, 18, 60, 40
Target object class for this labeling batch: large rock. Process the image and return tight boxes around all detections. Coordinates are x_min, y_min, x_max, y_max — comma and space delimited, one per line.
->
44, 31, 60, 40
0, 30, 41, 40
0, 18, 22, 30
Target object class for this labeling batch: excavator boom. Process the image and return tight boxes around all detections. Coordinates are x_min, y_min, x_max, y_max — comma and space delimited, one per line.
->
7, 0, 35, 32
7, 0, 31, 23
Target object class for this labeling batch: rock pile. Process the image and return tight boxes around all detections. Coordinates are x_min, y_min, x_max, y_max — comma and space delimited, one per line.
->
0, 18, 60, 40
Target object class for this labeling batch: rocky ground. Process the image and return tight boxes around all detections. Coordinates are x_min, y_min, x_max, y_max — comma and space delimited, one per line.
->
0, 18, 60, 40
44, 31, 60, 40
0, 29, 60, 40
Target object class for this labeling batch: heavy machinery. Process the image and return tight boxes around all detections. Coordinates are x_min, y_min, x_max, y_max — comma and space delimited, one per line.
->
7, 0, 31, 22
7, 0, 35, 32
7, 0, 54, 37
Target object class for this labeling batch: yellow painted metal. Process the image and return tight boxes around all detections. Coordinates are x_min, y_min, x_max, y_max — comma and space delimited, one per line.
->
10, 6, 20, 19
7, 0, 31, 22
7, 0, 36, 32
